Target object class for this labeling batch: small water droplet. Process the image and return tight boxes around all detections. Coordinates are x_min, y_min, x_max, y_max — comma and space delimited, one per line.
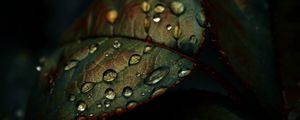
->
178, 69, 191, 77
173, 25, 181, 39
196, 12, 205, 27
103, 69, 117, 82
143, 45, 152, 54
141, 92, 146, 96
189, 35, 197, 44
151, 88, 167, 98
129, 54, 141, 65
15, 108, 24, 118
123, 87, 133, 97
97, 104, 102, 108
126, 101, 138, 110
89, 114, 94, 117
64, 60, 79, 71
36, 66, 42, 72
76, 101, 87, 112
69, 94, 76, 101
81, 82, 95, 93
105, 54, 109, 57
136, 73, 141, 77
166, 24, 172, 31
153, 16, 161, 23
89, 44, 98, 54
145, 67, 170, 85
104, 99, 111, 108
141, 1, 151, 12
106, 9, 118, 24
75, 115, 87, 120
154, 4, 165, 13
105, 88, 116, 100
170, 1, 185, 15
113, 40, 121, 48
115, 107, 124, 115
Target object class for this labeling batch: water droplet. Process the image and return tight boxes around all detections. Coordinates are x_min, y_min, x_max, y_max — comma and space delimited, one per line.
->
15, 108, 24, 118
103, 69, 117, 82
97, 104, 102, 108
170, 1, 185, 15
189, 35, 197, 43
69, 94, 76, 101
89, 114, 94, 117
196, 12, 205, 27
106, 9, 118, 24
145, 67, 170, 85
76, 101, 87, 112
89, 44, 98, 54
64, 60, 79, 71
173, 25, 181, 39
151, 88, 167, 98
115, 107, 124, 115
75, 115, 87, 120
113, 40, 121, 48
123, 87, 133, 97
141, 1, 151, 12
178, 69, 191, 77
105, 88, 116, 100
105, 54, 109, 57
143, 45, 152, 54
136, 73, 142, 77
36, 66, 42, 72
153, 16, 161, 23
141, 92, 146, 96
81, 82, 95, 93
129, 54, 141, 65
166, 24, 172, 31
104, 99, 111, 108
126, 101, 138, 110
154, 4, 165, 13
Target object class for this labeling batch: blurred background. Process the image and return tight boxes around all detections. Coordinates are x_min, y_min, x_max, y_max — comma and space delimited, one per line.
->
0, 0, 299, 119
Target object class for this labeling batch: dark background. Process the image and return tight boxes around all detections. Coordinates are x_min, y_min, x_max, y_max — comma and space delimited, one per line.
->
0, 0, 299, 119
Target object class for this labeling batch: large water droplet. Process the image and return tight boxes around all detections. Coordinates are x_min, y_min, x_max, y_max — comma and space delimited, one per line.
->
178, 69, 191, 77
145, 67, 170, 85
129, 54, 141, 65
122, 87, 133, 97
153, 16, 161, 23
89, 43, 98, 54
143, 45, 152, 54
106, 9, 118, 24
170, 1, 185, 15
64, 60, 79, 71
113, 40, 121, 48
105, 88, 116, 100
126, 101, 138, 110
76, 101, 87, 112
154, 4, 165, 13
151, 88, 167, 98
103, 69, 117, 82
141, 1, 150, 12
81, 82, 95, 93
